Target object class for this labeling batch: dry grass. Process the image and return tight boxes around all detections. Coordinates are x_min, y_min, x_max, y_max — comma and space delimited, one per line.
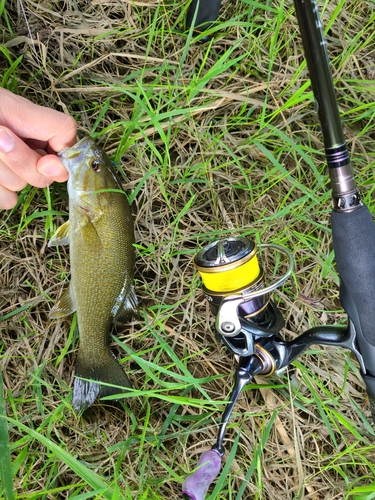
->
1, 0, 375, 498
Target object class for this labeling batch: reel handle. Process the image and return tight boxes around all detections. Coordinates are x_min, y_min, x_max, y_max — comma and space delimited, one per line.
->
182, 356, 263, 500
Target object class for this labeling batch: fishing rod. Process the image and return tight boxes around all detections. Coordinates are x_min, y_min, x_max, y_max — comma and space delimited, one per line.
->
293, 0, 375, 410
181, 1, 375, 499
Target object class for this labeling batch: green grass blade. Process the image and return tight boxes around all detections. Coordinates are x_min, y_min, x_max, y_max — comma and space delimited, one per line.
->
234, 410, 278, 500
4, 416, 119, 500
0, 374, 15, 500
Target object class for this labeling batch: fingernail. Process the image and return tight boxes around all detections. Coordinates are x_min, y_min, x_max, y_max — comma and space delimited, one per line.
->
0, 129, 15, 152
39, 163, 64, 177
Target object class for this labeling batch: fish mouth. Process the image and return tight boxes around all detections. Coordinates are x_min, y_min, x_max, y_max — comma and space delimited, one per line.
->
58, 136, 94, 172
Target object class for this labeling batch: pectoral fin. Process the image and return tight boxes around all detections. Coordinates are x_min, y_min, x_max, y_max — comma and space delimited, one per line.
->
49, 284, 76, 318
48, 221, 70, 247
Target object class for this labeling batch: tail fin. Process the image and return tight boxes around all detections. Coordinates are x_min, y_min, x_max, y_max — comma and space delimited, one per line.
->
72, 353, 132, 412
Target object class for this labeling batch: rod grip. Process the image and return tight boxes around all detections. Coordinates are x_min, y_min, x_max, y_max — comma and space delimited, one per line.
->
331, 205, 375, 375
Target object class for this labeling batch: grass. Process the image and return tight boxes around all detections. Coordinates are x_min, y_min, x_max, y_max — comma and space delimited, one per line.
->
1, 0, 375, 498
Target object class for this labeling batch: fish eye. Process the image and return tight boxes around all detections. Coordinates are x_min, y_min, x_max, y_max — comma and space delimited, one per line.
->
90, 158, 102, 172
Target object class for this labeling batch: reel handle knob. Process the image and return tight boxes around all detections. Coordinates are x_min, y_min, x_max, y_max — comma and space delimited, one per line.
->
182, 449, 222, 500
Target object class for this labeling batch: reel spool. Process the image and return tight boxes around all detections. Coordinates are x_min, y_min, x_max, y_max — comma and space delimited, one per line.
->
194, 237, 269, 318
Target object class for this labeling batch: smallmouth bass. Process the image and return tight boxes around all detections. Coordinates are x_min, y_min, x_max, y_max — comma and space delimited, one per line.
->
49, 136, 137, 412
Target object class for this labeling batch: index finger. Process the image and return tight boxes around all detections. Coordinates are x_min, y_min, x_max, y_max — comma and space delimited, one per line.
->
0, 88, 77, 152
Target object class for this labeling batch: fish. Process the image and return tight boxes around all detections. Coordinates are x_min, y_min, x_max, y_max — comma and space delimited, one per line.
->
48, 136, 137, 412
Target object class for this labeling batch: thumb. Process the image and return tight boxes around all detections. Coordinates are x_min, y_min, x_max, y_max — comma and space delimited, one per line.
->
37, 154, 69, 182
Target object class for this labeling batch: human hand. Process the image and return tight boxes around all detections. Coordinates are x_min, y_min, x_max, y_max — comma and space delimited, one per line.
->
0, 88, 77, 209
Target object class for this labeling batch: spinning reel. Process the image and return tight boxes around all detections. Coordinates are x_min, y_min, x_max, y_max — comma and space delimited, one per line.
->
183, 236, 365, 500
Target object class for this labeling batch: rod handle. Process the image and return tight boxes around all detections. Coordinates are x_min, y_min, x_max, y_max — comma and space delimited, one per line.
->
331, 205, 375, 375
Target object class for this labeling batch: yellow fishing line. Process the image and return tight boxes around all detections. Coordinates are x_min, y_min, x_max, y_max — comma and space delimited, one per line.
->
196, 254, 260, 292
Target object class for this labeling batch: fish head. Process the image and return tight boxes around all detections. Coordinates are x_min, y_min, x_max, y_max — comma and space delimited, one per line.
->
58, 136, 122, 200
